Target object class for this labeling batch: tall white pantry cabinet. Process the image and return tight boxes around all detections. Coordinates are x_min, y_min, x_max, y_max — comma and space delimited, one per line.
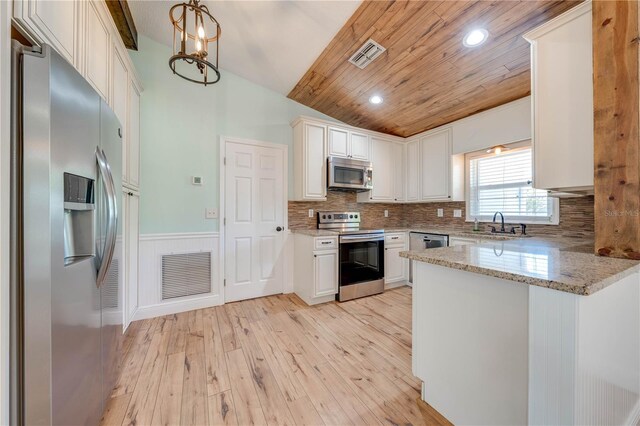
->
13, 0, 143, 329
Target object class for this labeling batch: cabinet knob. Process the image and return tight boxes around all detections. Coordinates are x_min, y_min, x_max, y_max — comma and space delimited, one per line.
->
276, 226, 283, 232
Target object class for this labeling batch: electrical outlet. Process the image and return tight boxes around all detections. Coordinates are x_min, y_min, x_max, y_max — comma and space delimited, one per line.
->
308, 209, 314, 218
384, 210, 389, 218
205, 208, 218, 219
453, 209, 462, 218
437, 208, 444, 217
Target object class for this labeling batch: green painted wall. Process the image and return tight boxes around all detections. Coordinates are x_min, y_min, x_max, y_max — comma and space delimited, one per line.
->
130, 36, 336, 234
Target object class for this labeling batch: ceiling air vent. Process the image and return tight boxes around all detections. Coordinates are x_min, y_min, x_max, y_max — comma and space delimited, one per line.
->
348, 39, 386, 69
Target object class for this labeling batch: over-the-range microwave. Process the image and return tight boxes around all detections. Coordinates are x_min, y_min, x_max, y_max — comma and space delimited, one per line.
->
327, 156, 373, 192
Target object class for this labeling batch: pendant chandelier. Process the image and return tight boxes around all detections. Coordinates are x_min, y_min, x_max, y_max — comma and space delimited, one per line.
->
169, 0, 221, 86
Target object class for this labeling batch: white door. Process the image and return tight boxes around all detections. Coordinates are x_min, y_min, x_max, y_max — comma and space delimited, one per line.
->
224, 139, 287, 302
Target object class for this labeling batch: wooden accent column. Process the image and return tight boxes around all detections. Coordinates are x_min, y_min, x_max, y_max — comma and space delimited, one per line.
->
593, 1, 640, 259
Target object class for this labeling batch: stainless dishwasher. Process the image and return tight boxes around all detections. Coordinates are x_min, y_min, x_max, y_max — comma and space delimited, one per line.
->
408, 232, 449, 284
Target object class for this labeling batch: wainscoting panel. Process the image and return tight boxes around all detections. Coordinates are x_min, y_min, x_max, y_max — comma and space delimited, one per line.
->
135, 232, 221, 320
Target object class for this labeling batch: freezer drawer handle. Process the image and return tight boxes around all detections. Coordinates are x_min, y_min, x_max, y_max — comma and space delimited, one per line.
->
95, 147, 118, 288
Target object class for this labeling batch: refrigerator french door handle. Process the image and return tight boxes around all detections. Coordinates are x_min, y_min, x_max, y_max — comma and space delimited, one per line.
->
95, 148, 117, 288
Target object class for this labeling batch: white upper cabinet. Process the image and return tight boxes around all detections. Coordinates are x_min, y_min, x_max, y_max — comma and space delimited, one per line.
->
127, 80, 141, 189
420, 128, 452, 201
359, 137, 395, 202
13, 0, 79, 66
393, 142, 405, 202
328, 126, 349, 158
328, 126, 371, 161
524, 1, 593, 193
111, 44, 129, 182
405, 140, 420, 202
85, 1, 110, 101
292, 119, 327, 201
350, 131, 370, 160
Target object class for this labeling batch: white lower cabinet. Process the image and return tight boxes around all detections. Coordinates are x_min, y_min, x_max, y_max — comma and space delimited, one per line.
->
384, 232, 408, 286
294, 234, 338, 305
123, 189, 139, 330
313, 251, 338, 297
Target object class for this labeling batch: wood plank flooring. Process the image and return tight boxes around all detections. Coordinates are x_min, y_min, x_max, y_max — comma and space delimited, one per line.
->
101, 286, 450, 425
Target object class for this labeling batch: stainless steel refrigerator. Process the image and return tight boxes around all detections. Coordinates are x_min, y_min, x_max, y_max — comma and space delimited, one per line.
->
10, 43, 123, 425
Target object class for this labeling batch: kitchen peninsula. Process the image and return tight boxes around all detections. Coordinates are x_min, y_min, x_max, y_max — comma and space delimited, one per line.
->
401, 239, 640, 425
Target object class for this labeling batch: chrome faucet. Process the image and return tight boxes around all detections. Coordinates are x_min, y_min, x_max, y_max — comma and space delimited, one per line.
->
492, 212, 505, 232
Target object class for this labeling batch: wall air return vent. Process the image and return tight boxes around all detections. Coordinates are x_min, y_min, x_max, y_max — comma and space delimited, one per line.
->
348, 38, 386, 69
161, 252, 212, 300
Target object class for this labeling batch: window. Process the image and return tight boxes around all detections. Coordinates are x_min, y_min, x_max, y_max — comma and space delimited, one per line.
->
466, 142, 558, 224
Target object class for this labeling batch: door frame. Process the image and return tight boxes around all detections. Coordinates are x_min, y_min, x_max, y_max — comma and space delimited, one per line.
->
219, 136, 289, 304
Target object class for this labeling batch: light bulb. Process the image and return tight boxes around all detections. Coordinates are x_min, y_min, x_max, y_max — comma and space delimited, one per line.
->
463, 29, 488, 47
196, 40, 202, 51
494, 146, 502, 155
198, 25, 205, 39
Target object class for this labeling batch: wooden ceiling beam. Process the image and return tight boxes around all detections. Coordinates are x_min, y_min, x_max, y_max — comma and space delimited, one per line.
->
593, 0, 640, 259
105, 0, 138, 50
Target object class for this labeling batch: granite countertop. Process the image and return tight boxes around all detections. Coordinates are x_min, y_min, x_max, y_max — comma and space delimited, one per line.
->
400, 238, 640, 296
290, 229, 338, 237
384, 227, 524, 241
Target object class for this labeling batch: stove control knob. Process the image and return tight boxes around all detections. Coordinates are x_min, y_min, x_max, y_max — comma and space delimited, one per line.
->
355, 214, 359, 219
349, 215, 354, 219
328, 214, 332, 219
322, 215, 326, 219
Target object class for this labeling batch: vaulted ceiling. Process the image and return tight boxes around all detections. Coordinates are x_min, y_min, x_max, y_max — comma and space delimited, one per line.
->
288, 0, 581, 137
129, 0, 361, 95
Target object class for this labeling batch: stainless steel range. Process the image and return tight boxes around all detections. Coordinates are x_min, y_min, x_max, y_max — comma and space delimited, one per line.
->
318, 212, 384, 301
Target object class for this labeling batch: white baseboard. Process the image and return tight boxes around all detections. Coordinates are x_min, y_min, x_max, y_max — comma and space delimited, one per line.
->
132, 294, 223, 321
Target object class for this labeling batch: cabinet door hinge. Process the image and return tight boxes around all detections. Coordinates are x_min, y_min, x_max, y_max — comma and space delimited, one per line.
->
223, 218, 226, 226
223, 157, 226, 165
223, 279, 226, 287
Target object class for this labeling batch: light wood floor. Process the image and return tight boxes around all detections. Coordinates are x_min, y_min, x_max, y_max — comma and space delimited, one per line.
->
101, 286, 450, 425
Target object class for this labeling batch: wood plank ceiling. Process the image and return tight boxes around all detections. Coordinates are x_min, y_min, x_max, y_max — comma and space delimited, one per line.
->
288, 0, 581, 138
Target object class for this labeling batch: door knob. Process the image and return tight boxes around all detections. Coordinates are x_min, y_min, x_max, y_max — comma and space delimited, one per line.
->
276, 226, 283, 232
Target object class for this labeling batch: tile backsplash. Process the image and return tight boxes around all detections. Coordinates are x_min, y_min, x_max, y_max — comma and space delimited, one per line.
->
289, 193, 595, 239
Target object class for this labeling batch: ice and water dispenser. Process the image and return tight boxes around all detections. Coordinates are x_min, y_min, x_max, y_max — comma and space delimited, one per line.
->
63, 172, 95, 265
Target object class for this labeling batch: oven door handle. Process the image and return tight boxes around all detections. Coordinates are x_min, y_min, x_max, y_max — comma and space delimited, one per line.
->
340, 235, 384, 244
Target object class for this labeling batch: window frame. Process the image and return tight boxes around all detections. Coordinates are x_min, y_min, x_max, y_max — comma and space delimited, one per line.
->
465, 141, 559, 225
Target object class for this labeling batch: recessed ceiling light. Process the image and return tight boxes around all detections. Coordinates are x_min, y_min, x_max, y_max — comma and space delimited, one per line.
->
463, 29, 488, 47
369, 95, 383, 105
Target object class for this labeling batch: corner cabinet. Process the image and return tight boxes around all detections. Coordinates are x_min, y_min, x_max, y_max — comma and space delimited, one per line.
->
524, 1, 593, 194
294, 234, 338, 305
292, 119, 327, 201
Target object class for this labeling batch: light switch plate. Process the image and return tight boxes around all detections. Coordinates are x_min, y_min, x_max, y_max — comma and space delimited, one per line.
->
205, 208, 218, 219
453, 209, 462, 218
308, 209, 314, 218
437, 208, 444, 217
384, 210, 389, 218
192, 176, 203, 185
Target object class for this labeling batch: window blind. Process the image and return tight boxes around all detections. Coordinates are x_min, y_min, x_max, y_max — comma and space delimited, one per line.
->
467, 147, 555, 223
